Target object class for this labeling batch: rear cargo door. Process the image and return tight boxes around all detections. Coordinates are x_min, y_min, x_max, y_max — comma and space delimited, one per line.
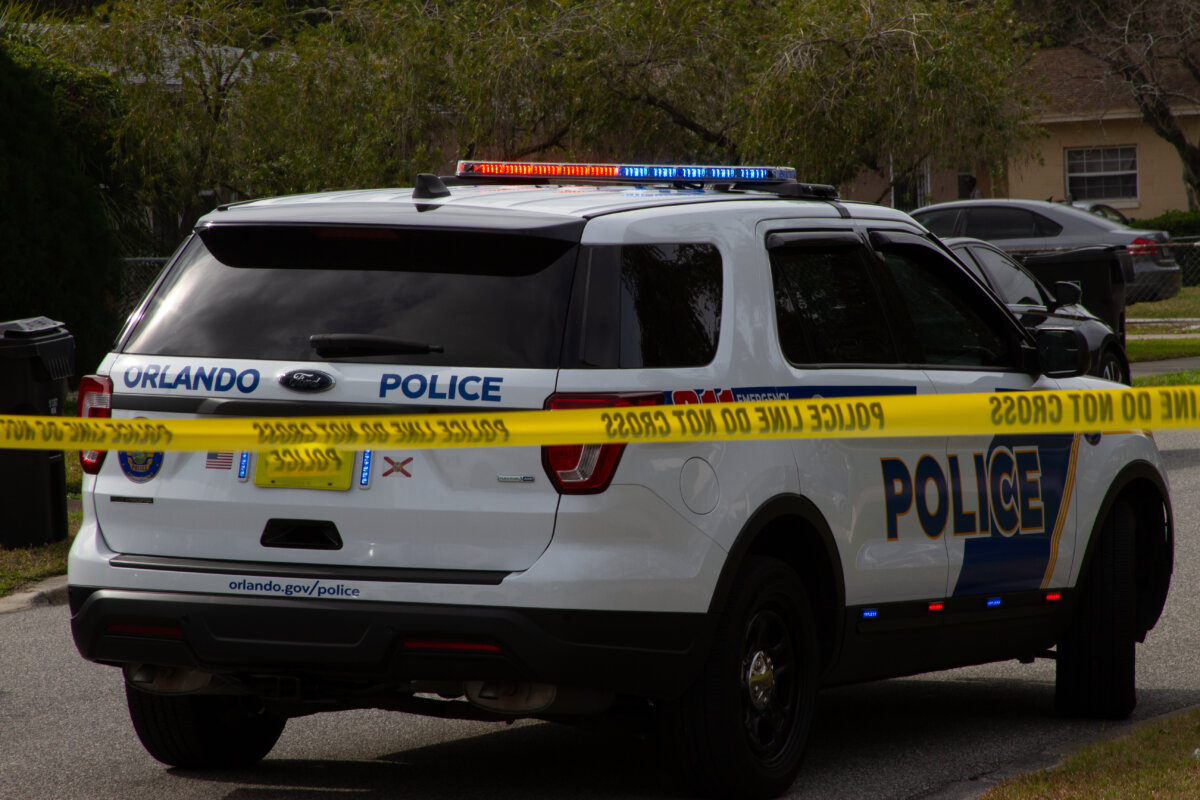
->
92, 221, 582, 572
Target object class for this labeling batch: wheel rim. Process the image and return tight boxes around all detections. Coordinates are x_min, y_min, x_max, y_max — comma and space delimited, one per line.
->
739, 603, 799, 760
1101, 355, 1123, 382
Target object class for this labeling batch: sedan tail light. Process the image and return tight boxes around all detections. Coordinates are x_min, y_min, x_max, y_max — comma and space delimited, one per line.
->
542, 392, 663, 494
77, 375, 112, 475
1127, 237, 1160, 258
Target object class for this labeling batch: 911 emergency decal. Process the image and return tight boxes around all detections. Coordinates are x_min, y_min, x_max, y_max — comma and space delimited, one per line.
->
881, 433, 1079, 595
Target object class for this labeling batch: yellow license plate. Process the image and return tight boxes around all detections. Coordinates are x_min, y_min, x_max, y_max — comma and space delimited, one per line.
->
253, 447, 354, 491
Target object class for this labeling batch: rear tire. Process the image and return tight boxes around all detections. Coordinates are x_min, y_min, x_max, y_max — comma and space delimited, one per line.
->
125, 683, 286, 768
659, 557, 817, 799
1055, 499, 1137, 719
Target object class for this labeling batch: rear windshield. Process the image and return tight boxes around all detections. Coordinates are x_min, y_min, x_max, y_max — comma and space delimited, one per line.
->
122, 226, 580, 368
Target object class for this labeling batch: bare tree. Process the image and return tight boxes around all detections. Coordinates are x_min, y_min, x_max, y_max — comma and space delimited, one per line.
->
1057, 1, 1200, 206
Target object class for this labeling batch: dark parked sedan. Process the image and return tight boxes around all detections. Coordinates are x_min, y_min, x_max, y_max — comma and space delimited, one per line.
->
945, 237, 1129, 384
914, 198, 1180, 303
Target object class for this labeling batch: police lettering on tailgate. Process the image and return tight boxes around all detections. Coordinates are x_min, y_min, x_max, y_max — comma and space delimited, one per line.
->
123, 364, 260, 394
378, 373, 502, 402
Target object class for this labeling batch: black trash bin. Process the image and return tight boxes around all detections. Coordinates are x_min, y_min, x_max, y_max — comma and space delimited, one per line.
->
1019, 246, 1131, 342
0, 317, 75, 549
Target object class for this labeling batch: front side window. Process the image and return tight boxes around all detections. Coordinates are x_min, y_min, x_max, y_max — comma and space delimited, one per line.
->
769, 241, 898, 365
877, 248, 1018, 369
1066, 146, 1137, 201
969, 246, 1044, 306
913, 208, 960, 237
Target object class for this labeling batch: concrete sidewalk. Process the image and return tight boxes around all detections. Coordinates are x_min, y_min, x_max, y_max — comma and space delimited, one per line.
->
1131, 356, 1200, 378
0, 574, 68, 615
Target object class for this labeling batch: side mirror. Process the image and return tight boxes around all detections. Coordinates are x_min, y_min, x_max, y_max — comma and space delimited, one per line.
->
1053, 281, 1082, 307
1035, 328, 1090, 378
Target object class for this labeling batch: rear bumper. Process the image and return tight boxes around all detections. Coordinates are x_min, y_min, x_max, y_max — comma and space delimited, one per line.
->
1129, 263, 1182, 302
69, 587, 710, 700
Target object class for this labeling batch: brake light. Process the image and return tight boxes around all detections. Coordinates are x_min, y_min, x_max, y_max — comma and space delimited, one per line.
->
542, 392, 664, 494
77, 374, 112, 475
1128, 237, 1159, 258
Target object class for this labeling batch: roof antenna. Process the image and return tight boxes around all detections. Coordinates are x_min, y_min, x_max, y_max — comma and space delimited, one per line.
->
413, 173, 451, 200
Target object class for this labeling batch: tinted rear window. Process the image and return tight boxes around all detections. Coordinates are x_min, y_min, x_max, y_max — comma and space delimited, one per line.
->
122, 227, 579, 368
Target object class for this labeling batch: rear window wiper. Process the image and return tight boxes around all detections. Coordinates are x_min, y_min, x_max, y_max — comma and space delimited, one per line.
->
310, 334, 444, 358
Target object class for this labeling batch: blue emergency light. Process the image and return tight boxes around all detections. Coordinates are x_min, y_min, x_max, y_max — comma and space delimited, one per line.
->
359, 450, 373, 488
456, 160, 797, 184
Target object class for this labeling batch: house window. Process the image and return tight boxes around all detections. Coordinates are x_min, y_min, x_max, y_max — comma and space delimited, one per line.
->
1066, 146, 1137, 200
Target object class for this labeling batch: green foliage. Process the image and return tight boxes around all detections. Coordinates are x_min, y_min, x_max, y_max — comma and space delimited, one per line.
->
35, 0, 1038, 237
1134, 209, 1200, 238
0, 43, 120, 376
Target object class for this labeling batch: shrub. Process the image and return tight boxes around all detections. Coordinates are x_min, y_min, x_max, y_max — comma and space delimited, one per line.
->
1133, 209, 1200, 238
0, 43, 120, 379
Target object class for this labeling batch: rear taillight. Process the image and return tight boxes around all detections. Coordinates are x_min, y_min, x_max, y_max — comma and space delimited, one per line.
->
77, 374, 112, 475
542, 392, 663, 494
1128, 237, 1160, 258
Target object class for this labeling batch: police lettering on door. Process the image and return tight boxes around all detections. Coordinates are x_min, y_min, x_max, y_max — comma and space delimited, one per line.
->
880, 434, 1080, 541
879, 434, 1080, 593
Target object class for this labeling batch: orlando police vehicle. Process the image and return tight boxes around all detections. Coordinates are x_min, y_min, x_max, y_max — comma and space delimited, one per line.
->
69, 161, 1173, 799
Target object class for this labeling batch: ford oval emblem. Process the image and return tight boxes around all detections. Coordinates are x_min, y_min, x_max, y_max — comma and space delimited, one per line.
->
279, 369, 335, 393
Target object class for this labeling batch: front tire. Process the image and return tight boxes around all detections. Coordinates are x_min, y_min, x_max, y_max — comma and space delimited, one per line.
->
1096, 349, 1128, 385
1055, 499, 1137, 719
125, 683, 287, 768
659, 557, 818, 799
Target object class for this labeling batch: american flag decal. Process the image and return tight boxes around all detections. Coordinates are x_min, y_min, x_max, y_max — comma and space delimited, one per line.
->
206, 452, 234, 470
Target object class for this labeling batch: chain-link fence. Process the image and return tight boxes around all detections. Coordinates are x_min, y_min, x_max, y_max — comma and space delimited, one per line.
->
1166, 238, 1200, 287
119, 257, 169, 320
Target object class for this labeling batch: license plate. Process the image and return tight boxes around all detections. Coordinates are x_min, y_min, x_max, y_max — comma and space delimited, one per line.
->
253, 447, 354, 491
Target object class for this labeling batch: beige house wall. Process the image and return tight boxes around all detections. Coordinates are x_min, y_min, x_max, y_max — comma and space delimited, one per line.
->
841, 164, 1000, 209
1006, 116, 1200, 219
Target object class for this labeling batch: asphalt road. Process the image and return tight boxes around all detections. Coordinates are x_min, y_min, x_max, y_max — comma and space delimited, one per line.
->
2, 429, 1197, 800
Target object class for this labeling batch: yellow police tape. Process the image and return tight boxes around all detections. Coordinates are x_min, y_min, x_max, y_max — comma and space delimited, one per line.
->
1, 387, 1198, 454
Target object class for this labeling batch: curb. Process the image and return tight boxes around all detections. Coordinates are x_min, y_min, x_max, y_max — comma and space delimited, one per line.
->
0, 574, 69, 615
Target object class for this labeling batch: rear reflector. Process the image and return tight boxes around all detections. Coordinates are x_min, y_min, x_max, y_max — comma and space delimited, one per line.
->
106, 623, 184, 639
403, 640, 502, 653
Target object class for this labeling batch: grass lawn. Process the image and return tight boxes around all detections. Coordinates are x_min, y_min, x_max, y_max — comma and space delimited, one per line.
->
1128, 285, 1200, 319
980, 708, 1200, 800
1127, 338, 1200, 363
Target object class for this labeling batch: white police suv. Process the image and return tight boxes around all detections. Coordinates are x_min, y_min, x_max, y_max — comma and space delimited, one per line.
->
69, 162, 1173, 799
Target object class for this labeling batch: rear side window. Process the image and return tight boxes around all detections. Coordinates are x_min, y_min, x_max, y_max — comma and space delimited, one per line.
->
768, 239, 898, 365
963, 207, 1063, 239
566, 243, 722, 368
122, 227, 579, 368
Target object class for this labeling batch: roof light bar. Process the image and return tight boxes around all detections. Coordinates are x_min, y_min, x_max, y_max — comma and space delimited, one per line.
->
456, 160, 797, 184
